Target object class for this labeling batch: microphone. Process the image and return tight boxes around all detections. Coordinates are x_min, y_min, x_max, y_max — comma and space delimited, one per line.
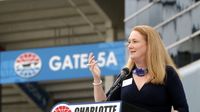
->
111, 67, 130, 90
106, 67, 130, 101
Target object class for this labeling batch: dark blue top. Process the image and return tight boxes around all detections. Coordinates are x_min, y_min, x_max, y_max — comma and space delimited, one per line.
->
107, 66, 189, 112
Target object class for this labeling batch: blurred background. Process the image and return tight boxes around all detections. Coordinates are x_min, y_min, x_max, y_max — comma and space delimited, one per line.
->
0, 0, 200, 112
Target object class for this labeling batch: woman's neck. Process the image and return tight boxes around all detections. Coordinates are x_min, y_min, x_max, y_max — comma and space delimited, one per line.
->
134, 61, 147, 69
133, 57, 147, 68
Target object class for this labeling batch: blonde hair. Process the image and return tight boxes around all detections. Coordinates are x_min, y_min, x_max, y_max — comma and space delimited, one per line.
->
125, 25, 178, 84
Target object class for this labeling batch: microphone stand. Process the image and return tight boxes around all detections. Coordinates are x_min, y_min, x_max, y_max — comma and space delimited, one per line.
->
106, 67, 130, 101
106, 81, 122, 101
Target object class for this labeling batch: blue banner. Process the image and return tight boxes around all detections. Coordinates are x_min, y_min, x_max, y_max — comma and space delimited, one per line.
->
0, 41, 126, 84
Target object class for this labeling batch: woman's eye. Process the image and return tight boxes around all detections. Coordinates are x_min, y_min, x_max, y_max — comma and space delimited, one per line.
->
133, 41, 138, 43
126, 40, 138, 46
126, 41, 130, 46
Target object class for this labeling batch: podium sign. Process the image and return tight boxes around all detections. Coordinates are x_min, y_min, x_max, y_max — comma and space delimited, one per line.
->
51, 101, 121, 112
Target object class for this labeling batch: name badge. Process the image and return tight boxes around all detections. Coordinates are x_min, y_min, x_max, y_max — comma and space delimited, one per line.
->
122, 78, 132, 87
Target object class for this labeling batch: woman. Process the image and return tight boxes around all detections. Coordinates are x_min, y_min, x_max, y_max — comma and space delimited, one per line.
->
88, 25, 189, 112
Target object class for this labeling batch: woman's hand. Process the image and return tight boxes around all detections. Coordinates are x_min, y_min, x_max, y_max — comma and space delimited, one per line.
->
88, 53, 101, 82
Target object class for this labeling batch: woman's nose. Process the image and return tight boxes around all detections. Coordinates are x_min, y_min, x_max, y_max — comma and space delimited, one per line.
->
127, 43, 133, 49
127, 41, 133, 47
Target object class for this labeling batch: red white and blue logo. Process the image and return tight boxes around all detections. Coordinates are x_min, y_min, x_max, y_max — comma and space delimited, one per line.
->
14, 52, 42, 79
51, 103, 71, 112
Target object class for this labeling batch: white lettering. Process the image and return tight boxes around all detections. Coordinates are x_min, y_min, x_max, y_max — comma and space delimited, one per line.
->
62, 55, 73, 69
73, 54, 80, 69
106, 51, 117, 66
80, 53, 88, 69
49, 52, 118, 71
49, 56, 61, 71
98, 52, 106, 67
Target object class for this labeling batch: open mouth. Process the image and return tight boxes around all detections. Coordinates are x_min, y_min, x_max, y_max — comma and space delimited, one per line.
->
130, 51, 136, 53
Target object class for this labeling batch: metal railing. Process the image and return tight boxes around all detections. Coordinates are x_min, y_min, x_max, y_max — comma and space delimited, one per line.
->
124, 0, 160, 22
124, 0, 200, 50
167, 30, 200, 50
154, 1, 200, 29
154, 1, 200, 50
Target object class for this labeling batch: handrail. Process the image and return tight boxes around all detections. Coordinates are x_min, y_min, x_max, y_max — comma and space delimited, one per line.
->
167, 30, 200, 50
124, 0, 200, 50
124, 0, 160, 22
158, 1, 200, 50
154, 1, 200, 29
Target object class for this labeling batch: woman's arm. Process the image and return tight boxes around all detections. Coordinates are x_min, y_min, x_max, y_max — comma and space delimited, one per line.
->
88, 53, 107, 102
93, 79, 107, 102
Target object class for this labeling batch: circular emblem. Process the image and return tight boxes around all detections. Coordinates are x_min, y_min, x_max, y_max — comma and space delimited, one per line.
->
14, 52, 42, 78
51, 103, 71, 112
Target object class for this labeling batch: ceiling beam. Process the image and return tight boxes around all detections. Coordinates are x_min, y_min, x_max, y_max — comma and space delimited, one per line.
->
67, 0, 104, 37
52, 89, 93, 99
0, 0, 86, 14
3, 33, 106, 50
0, 23, 105, 44
0, 14, 104, 34
88, 0, 110, 22
0, 5, 95, 24
44, 81, 93, 92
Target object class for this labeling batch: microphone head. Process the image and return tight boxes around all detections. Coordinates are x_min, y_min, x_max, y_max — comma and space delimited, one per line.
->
122, 67, 130, 75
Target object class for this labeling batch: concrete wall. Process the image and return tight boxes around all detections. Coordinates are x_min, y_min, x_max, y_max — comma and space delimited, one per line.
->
180, 59, 200, 112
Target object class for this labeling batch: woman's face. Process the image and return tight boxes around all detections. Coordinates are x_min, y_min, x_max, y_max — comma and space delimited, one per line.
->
127, 30, 147, 61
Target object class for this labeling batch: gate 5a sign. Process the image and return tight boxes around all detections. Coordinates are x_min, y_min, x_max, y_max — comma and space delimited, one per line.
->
0, 41, 125, 84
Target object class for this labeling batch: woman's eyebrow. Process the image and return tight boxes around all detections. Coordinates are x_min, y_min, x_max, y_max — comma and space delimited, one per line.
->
128, 38, 137, 41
